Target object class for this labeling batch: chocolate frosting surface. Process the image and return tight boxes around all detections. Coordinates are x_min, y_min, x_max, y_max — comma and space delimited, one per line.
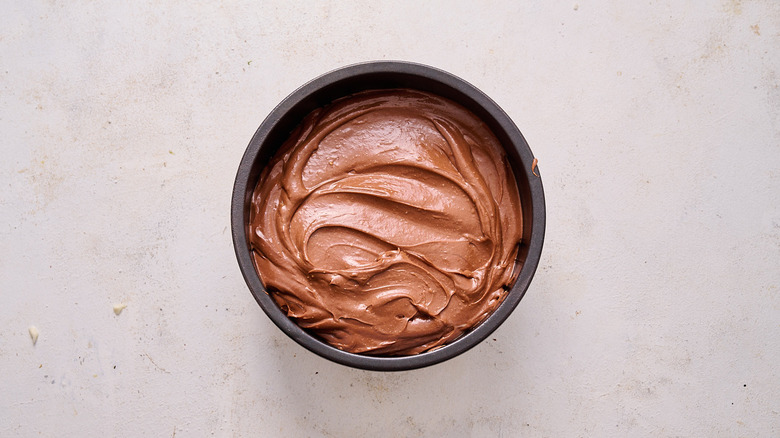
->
249, 89, 523, 355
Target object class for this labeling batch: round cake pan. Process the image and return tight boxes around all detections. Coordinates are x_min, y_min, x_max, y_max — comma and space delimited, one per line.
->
232, 61, 545, 371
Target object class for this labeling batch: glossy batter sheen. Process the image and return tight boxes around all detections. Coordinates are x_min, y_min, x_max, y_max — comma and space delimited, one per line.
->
249, 89, 523, 355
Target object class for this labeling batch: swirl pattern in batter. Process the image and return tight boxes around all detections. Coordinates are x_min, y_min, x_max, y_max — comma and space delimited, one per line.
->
249, 89, 523, 355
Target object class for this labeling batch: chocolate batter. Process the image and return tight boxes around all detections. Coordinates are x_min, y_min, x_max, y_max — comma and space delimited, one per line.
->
249, 89, 523, 355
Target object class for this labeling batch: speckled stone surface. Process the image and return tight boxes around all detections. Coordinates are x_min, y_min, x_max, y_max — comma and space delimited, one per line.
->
1, 1, 779, 436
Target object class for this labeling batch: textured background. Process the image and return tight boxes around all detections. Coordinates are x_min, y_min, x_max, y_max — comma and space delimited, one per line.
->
2, 1, 779, 436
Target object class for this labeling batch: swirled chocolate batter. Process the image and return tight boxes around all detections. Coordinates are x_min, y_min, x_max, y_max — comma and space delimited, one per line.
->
249, 89, 523, 355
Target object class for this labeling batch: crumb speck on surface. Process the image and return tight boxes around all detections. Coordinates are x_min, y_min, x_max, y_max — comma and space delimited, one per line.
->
29, 326, 39, 345
113, 303, 127, 315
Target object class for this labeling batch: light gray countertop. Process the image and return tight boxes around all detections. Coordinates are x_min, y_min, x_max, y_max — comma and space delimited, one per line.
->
2, 1, 778, 436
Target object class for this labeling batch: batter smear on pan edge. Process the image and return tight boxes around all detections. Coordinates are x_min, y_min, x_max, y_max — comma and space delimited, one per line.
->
249, 89, 523, 355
